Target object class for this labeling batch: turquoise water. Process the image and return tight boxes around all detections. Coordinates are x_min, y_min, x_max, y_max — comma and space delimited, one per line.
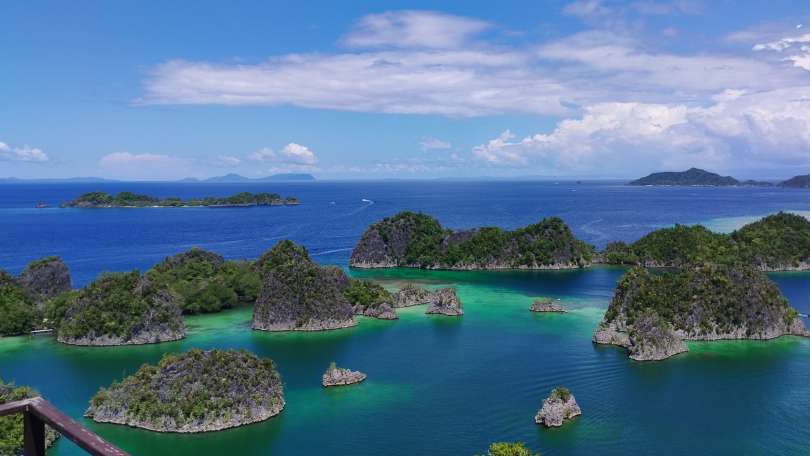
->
2, 267, 809, 455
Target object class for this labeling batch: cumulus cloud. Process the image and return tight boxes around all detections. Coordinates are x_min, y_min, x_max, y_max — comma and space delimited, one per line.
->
753, 33, 810, 71
343, 10, 490, 49
0, 142, 49, 162
473, 88, 810, 175
214, 155, 241, 167
247, 144, 318, 165
419, 137, 452, 150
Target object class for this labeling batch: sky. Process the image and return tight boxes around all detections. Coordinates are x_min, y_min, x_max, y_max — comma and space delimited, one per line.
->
1, 0, 810, 180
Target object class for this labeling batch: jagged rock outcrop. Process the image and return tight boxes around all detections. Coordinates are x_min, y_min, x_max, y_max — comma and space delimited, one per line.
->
322, 363, 367, 387
344, 279, 398, 320
350, 212, 594, 270
86, 349, 284, 432
529, 298, 565, 313
17, 256, 72, 307
55, 271, 185, 346
252, 240, 356, 331
425, 288, 463, 316
593, 264, 809, 361
535, 387, 581, 427
394, 283, 435, 307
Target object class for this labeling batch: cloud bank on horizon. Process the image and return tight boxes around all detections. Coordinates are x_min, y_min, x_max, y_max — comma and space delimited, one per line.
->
4, 1, 810, 179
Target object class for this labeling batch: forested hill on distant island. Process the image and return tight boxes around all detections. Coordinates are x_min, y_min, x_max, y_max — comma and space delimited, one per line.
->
61, 191, 300, 208
778, 174, 810, 188
629, 168, 745, 186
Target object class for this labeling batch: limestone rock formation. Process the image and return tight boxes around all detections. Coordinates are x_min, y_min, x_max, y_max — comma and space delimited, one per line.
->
529, 298, 565, 313
322, 363, 367, 387
86, 349, 284, 432
425, 288, 463, 316
17, 256, 72, 307
252, 240, 356, 331
535, 387, 581, 427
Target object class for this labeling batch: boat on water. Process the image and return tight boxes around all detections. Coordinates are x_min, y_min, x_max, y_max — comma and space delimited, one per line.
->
35, 202, 49, 208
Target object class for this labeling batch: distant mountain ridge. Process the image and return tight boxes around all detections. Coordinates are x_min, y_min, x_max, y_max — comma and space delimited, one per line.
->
181, 173, 316, 183
779, 174, 810, 188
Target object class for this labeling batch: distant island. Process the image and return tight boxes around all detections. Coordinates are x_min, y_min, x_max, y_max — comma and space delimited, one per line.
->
61, 191, 300, 208
350, 211, 594, 270
779, 174, 810, 188
86, 349, 285, 432
630, 168, 743, 186
179, 173, 316, 183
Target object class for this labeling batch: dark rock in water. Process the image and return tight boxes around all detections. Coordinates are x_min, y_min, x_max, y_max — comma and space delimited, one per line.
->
529, 298, 565, 313
86, 349, 284, 433
252, 240, 356, 331
349, 211, 594, 270
593, 264, 809, 361
394, 283, 435, 307
55, 271, 185, 346
322, 362, 367, 387
426, 288, 463, 316
535, 387, 581, 427
17, 256, 72, 307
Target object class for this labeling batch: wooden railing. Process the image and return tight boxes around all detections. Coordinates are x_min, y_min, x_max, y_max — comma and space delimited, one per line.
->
0, 397, 128, 456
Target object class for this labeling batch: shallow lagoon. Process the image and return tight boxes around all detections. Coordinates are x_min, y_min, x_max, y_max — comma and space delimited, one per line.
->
2, 267, 809, 456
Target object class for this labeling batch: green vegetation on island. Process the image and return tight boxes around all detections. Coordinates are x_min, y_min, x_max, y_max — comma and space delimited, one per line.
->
629, 168, 740, 186
145, 248, 260, 314
594, 263, 808, 360
61, 191, 299, 208
0, 256, 73, 337
48, 270, 185, 346
252, 240, 356, 331
86, 349, 284, 433
344, 279, 397, 319
477, 442, 539, 456
0, 271, 37, 337
350, 211, 594, 270
602, 212, 810, 270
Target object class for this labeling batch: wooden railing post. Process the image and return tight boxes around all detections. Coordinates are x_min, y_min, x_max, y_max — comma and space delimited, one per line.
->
23, 410, 46, 456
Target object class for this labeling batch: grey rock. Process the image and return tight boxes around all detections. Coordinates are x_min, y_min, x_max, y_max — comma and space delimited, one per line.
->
17, 257, 72, 308
425, 288, 463, 316
530, 298, 565, 313
535, 388, 581, 427
322, 364, 367, 387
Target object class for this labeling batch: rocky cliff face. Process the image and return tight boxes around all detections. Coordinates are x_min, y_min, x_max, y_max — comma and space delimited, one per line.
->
322, 363, 367, 387
529, 298, 565, 313
344, 279, 398, 320
56, 271, 185, 346
593, 264, 808, 361
425, 288, 463, 316
252, 241, 356, 331
86, 349, 284, 433
17, 256, 72, 308
350, 212, 593, 270
394, 284, 435, 307
535, 388, 581, 427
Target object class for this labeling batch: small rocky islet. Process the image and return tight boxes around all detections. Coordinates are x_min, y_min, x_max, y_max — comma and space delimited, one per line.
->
322, 362, 367, 387
86, 349, 285, 433
529, 298, 565, 313
535, 387, 581, 427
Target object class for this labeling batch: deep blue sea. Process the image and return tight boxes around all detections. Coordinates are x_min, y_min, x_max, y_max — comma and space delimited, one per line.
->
2, 180, 810, 285
2, 181, 810, 456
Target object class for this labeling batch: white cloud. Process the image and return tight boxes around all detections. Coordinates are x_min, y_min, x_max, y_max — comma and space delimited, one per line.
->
419, 137, 452, 150
247, 147, 276, 162
472, 88, 810, 175
0, 142, 49, 162
214, 155, 241, 167
342, 10, 490, 49
752, 33, 810, 71
246, 143, 318, 165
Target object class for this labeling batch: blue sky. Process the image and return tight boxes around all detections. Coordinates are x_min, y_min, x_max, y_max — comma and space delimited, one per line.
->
1, 0, 809, 180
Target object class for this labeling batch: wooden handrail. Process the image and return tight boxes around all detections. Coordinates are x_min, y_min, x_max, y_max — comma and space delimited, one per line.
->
0, 397, 128, 456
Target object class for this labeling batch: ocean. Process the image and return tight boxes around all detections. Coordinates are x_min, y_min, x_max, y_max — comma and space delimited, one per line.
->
1, 181, 809, 455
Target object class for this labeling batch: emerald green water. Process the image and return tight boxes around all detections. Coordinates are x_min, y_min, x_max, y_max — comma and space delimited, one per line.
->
2, 267, 810, 455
